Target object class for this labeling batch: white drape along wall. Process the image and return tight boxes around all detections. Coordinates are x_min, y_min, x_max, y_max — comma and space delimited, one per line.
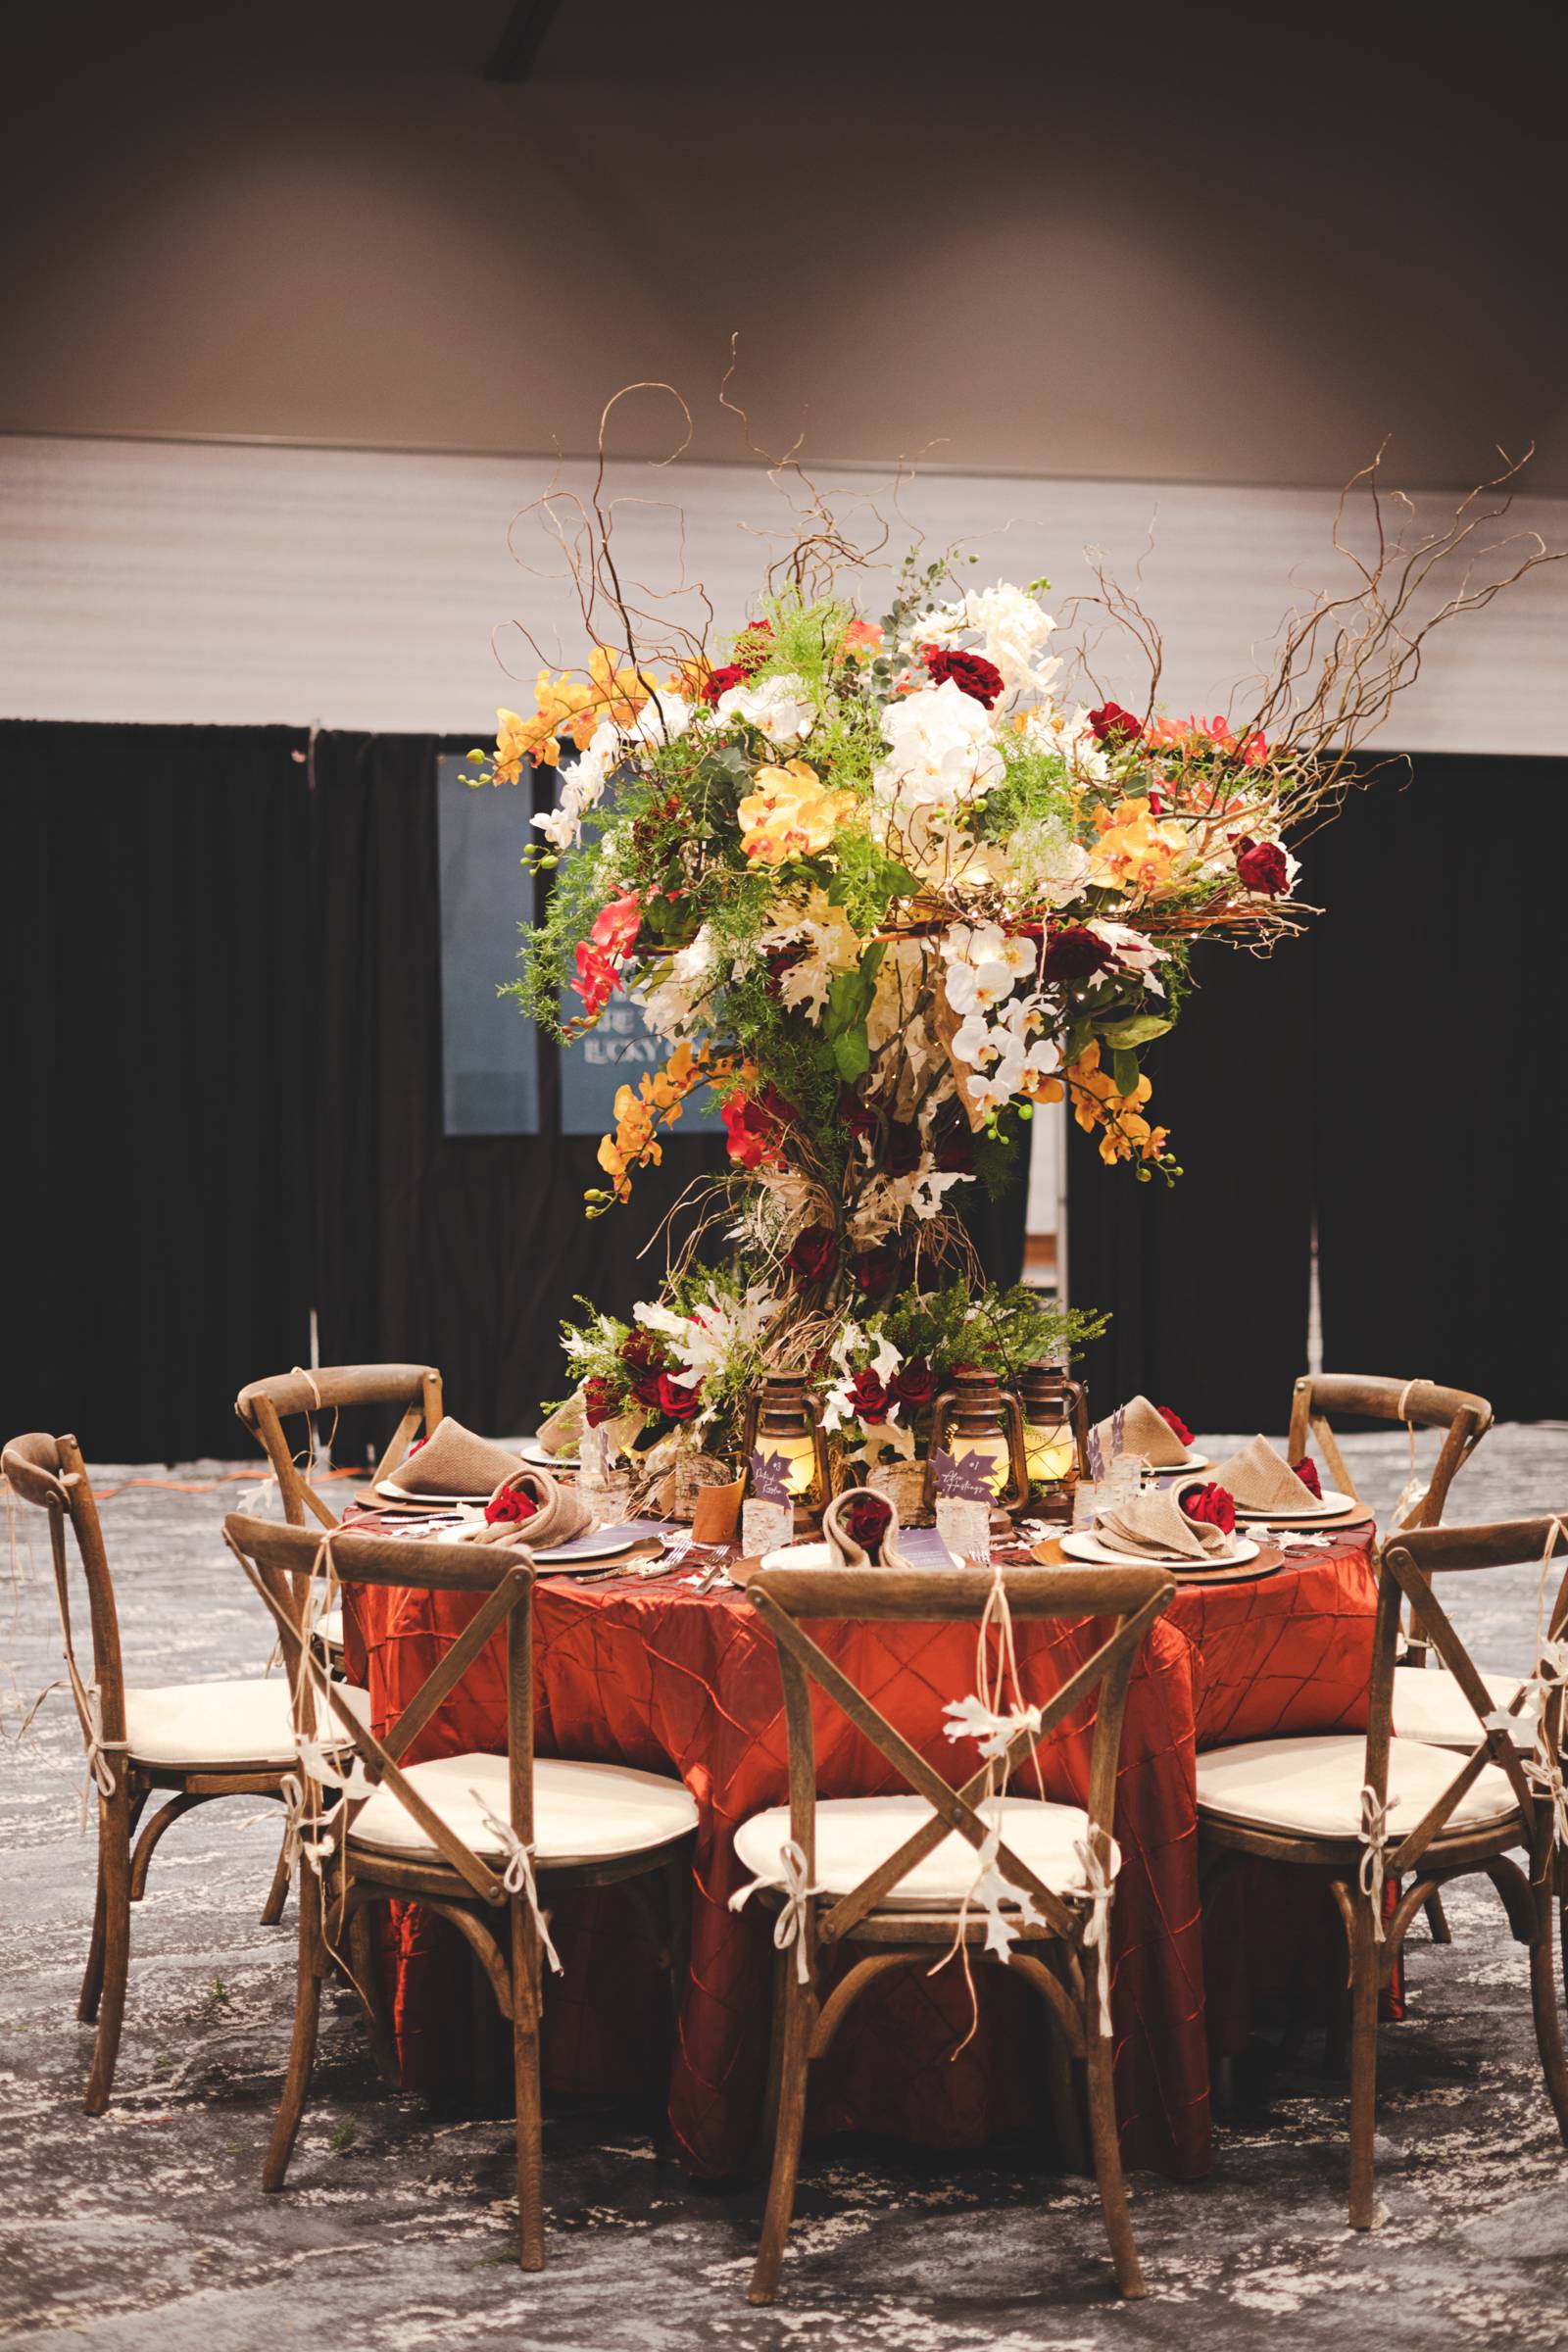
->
3, 432, 1564, 742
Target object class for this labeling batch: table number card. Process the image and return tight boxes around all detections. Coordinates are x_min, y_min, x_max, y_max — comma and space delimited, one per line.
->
742, 1449, 794, 1555
931, 1448, 993, 1563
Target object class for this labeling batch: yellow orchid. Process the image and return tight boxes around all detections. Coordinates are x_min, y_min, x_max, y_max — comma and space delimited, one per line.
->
737, 760, 854, 863
1087, 797, 1188, 891
1067, 1043, 1169, 1167
589, 1043, 730, 1214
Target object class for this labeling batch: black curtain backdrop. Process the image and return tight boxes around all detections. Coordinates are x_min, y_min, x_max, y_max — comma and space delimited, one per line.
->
1068, 755, 1568, 1431
8, 727, 1557, 1458
3, 722, 316, 1459
1311, 757, 1566, 1424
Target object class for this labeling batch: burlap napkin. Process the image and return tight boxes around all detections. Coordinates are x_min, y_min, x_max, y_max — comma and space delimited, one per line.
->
536, 1394, 586, 1457
1209, 1434, 1320, 1512
822, 1487, 914, 1572
466, 1464, 596, 1547
1095, 1485, 1229, 1562
1091, 1394, 1193, 1470
378, 1416, 527, 1501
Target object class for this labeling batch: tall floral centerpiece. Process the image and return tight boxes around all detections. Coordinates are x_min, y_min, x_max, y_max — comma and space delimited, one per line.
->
476, 432, 1553, 1491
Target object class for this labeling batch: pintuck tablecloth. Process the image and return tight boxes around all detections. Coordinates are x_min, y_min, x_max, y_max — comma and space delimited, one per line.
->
343, 1526, 1378, 2180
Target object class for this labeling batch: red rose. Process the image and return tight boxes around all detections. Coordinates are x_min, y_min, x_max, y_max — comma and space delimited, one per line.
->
1182, 1482, 1236, 1535
847, 1368, 891, 1420
851, 1249, 898, 1301
892, 1357, 936, 1408
1088, 701, 1144, 746
921, 647, 1005, 709
583, 1376, 620, 1427
1157, 1405, 1194, 1446
406, 1435, 427, 1456
882, 1120, 922, 1179
629, 1369, 667, 1410
1290, 1455, 1323, 1500
1234, 837, 1289, 896
656, 1372, 704, 1422
485, 1483, 539, 1526
786, 1224, 839, 1283
701, 662, 752, 706
841, 1490, 893, 1556
1042, 924, 1113, 984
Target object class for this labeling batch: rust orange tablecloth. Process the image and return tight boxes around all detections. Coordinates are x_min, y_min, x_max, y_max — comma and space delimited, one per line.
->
343, 1528, 1377, 2180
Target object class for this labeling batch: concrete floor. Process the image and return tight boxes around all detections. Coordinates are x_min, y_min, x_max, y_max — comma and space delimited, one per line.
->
4, 1428, 1568, 2351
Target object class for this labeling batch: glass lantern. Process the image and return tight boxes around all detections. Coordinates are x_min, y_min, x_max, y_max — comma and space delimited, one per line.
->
740, 1373, 831, 1530
922, 1367, 1029, 1516
1018, 1362, 1089, 1524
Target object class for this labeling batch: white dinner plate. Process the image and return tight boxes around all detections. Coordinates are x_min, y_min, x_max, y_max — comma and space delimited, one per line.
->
517, 1433, 581, 1470
373, 1481, 499, 1507
1061, 1528, 1259, 1570
534, 1519, 675, 1567
1151, 1450, 1210, 1476
760, 1541, 832, 1572
1233, 1489, 1355, 1522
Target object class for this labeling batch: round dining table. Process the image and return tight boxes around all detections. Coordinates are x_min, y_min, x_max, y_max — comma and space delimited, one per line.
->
342, 1518, 1379, 2181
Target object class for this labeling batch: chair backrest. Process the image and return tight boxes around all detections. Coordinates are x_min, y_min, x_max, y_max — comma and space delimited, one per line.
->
745, 1562, 1174, 1950
234, 1363, 444, 1531
1287, 1374, 1493, 1529
221, 1513, 535, 1906
1366, 1517, 1568, 1912
2, 1431, 125, 1754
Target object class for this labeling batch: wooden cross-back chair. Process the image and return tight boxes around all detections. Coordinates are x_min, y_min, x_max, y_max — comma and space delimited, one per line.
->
737, 1561, 1176, 2306
0, 1432, 366, 2113
1287, 1373, 1493, 1538
234, 1362, 445, 1530
1196, 1514, 1568, 2229
222, 1514, 698, 2272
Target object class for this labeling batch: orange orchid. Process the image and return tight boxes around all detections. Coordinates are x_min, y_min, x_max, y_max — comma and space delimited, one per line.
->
1067, 1042, 1170, 1168
1087, 797, 1189, 891
737, 760, 855, 863
590, 1043, 731, 1213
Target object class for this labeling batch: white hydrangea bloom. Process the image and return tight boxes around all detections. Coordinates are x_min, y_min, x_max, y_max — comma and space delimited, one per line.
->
913, 583, 1062, 706
1018, 703, 1111, 782
713, 672, 816, 745
1003, 815, 1092, 909
873, 680, 1005, 813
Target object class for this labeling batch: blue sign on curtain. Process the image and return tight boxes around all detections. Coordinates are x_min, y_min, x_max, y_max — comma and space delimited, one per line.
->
436, 755, 540, 1136
558, 988, 725, 1135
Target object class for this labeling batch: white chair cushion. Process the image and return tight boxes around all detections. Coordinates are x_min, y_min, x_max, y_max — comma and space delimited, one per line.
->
1195, 1733, 1521, 1840
733, 1793, 1118, 1908
316, 1604, 346, 1652
348, 1750, 698, 1868
1392, 1664, 1531, 1750
124, 1677, 370, 1770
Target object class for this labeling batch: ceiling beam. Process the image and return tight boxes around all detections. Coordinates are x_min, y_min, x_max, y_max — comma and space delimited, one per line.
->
484, 0, 564, 81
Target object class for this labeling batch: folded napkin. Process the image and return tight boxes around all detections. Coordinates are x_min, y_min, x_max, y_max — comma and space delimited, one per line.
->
1091, 1395, 1193, 1471
379, 1416, 527, 1501
1209, 1434, 1320, 1512
1096, 1485, 1230, 1563
467, 1463, 596, 1547
823, 1487, 913, 1572
536, 1394, 586, 1457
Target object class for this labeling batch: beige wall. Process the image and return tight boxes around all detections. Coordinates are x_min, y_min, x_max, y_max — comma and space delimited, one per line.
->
2, 0, 1564, 491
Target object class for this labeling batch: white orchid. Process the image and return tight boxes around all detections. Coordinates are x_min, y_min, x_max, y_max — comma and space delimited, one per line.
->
945, 958, 1015, 1016
1086, 919, 1170, 997
951, 1014, 999, 1068
530, 716, 620, 850
714, 672, 816, 745
873, 680, 1004, 813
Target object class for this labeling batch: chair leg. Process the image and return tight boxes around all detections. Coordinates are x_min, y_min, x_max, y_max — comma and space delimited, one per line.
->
264, 1880, 324, 2192
512, 1900, 546, 2273
749, 1971, 812, 2306
1084, 2024, 1145, 2298
345, 1901, 401, 2085
1043, 1946, 1087, 2174
1347, 1913, 1382, 2230
78, 1845, 109, 2026
1528, 1877, 1568, 2148
83, 1788, 132, 2115
1423, 1890, 1452, 1944
260, 1822, 292, 1928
